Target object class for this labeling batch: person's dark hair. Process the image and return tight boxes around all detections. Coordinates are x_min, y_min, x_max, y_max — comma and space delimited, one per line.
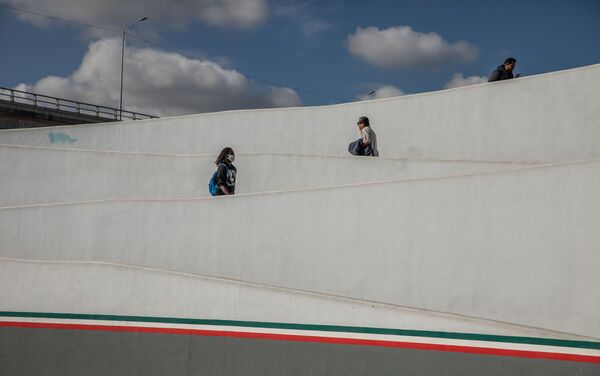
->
358, 116, 370, 127
215, 147, 234, 165
504, 57, 516, 65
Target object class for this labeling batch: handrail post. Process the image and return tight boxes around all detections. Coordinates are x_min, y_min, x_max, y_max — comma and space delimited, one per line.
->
33, 94, 37, 107
10, 89, 15, 103
56, 98, 60, 110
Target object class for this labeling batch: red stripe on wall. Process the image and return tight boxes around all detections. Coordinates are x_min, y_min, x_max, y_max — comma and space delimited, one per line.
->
2, 321, 599, 364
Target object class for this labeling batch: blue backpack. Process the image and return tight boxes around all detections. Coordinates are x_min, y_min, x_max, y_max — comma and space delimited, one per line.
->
209, 163, 228, 196
208, 170, 219, 196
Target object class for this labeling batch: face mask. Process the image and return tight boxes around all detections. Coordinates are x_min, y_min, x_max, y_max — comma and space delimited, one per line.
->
227, 154, 235, 162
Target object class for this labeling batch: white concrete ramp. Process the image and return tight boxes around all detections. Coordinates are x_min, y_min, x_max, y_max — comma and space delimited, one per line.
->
0, 64, 599, 161
1, 63, 599, 355
1, 257, 588, 340
0, 144, 529, 206
1, 159, 599, 338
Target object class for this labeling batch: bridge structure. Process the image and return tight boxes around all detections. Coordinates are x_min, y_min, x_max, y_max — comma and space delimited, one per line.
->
0, 86, 158, 129
0, 64, 599, 375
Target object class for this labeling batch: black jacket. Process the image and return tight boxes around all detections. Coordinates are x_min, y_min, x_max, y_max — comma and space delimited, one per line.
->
488, 65, 514, 82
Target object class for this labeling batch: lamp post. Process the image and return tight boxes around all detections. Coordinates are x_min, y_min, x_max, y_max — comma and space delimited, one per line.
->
119, 16, 148, 120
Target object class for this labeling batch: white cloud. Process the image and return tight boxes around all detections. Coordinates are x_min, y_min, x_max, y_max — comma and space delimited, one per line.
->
357, 85, 404, 101
275, 1, 332, 37
301, 20, 332, 37
7, 0, 269, 30
443, 73, 487, 89
15, 38, 301, 117
347, 26, 479, 69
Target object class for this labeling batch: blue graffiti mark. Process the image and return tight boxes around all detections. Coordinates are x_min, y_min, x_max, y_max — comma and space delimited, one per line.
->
49, 132, 77, 144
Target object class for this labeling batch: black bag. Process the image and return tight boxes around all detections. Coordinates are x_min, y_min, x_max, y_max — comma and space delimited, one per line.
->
348, 139, 365, 156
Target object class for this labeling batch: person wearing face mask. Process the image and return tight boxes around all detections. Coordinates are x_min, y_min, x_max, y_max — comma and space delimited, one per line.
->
214, 147, 237, 195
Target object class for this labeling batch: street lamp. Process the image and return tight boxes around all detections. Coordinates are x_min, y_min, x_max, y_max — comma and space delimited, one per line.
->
119, 16, 148, 120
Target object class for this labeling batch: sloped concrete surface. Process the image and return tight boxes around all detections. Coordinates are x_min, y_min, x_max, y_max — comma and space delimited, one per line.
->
1, 63, 599, 352
0, 64, 599, 162
0, 144, 531, 206
1, 160, 598, 338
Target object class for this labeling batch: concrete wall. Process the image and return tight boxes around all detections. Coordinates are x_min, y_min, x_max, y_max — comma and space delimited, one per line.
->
2, 160, 599, 338
1, 63, 599, 355
2, 258, 575, 339
0, 113, 64, 129
0, 144, 529, 206
0, 99, 113, 129
0, 64, 599, 161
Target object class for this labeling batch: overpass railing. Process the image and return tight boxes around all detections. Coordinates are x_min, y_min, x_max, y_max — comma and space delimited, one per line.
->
0, 86, 158, 121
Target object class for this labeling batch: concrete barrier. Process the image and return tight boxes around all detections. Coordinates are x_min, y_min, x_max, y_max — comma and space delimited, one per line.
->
2, 160, 599, 338
2, 257, 575, 339
4, 258, 599, 375
0, 64, 598, 162
2, 64, 600, 374
0, 144, 529, 206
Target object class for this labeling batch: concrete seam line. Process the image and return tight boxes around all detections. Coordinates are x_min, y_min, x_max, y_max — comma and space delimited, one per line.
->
0, 63, 597, 133
0, 256, 477, 317
0, 158, 598, 210
0, 143, 548, 164
1, 256, 595, 341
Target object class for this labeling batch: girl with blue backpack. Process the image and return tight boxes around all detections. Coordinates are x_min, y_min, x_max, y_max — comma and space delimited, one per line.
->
209, 147, 237, 196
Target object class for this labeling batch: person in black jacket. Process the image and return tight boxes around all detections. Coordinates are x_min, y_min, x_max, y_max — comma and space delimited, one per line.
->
488, 57, 520, 82
214, 147, 237, 195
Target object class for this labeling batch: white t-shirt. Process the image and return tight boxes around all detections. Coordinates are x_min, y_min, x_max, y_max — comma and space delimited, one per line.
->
360, 126, 379, 156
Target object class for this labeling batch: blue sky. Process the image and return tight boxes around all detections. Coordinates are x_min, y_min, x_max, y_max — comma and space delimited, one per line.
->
1, 0, 599, 115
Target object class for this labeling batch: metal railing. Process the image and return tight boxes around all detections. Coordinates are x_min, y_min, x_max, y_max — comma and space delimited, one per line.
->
0, 86, 158, 121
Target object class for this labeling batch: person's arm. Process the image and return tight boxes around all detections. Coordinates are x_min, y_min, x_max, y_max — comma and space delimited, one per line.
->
361, 128, 371, 146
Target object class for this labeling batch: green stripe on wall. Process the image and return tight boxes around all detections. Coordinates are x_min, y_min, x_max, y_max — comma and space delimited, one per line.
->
1, 311, 599, 350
